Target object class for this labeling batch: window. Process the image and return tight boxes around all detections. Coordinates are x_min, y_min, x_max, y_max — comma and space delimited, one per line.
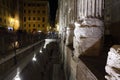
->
24, 17, 26, 22
42, 17, 45, 22
33, 17, 35, 20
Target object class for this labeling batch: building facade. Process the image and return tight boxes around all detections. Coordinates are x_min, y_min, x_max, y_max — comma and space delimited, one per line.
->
23, 0, 49, 33
0, 0, 19, 31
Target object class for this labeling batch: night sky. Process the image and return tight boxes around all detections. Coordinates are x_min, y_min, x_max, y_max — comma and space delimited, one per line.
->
49, 0, 58, 27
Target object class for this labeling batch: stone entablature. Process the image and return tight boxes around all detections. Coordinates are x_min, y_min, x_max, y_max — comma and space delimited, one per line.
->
105, 45, 120, 80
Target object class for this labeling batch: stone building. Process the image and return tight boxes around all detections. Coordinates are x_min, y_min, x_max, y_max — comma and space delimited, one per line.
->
0, 0, 20, 31
57, 0, 120, 80
23, 0, 49, 33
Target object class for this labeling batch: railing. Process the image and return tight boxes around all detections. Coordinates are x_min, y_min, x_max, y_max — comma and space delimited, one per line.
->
0, 31, 45, 79
0, 32, 46, 57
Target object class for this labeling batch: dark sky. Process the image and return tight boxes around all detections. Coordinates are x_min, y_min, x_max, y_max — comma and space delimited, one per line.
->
49, 0, 58, 27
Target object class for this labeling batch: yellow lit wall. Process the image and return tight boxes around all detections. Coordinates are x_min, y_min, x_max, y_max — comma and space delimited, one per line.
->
23, 1, 49, 33
0, 0, 20, 31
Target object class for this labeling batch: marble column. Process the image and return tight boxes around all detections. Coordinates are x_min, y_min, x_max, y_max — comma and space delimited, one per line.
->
92, 0, 95, 17
96, 0, 99, 17
88, 0, 92, 17
82, 0, 84, 17
85, 0, 88, 17
73, 0, 104, 57
99, 0, 102, 17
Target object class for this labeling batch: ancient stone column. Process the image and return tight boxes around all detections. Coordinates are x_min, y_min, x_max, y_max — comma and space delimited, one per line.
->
78, 0, 82, 18
73, 0, 104, 57
96, 0, 99, 17
99, 0, 102, 17
92, 0, 95, 17
88, 0, 92, 17
105, 45, 120, 80
85, 0, 88, 17
82, 0, 84, 17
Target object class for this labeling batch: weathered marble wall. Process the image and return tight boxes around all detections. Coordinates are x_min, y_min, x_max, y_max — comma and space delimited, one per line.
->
58, 0, 105, 79
73, 0, 104, 57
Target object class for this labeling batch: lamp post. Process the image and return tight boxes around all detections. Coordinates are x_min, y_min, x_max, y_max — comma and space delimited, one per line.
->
10, 18, 18, 64
10, 17, 20, 65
